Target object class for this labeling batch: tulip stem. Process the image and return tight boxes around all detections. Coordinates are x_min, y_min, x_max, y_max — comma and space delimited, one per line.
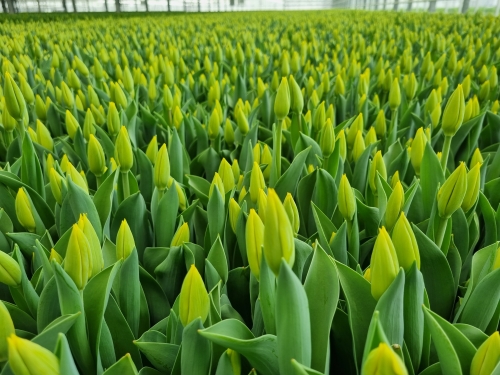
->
4, 130, 13, 147
122, 171, 130, 200
440, 135, 452, 172
435, 216, 448, 250
158, 188, 165, 202
96, 175, 104, 189
271, 119, 282, 187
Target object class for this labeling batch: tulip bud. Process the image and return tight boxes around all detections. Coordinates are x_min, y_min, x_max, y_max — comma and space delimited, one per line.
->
115, 126, 134, 172
49, 249, 63, 264
249, 162, 266, 204
283, 193, 299, 235
313, 101, 326, 131
365, 127, 377, 148
437, 162, 468, 218
411, 128, 427, 176
347, 113, 364, 148
289, 75, 303, 114
18, 74, 34, 105
8, 334, 60, 375
235, 106, 249, 135
15, 188, 36, 233
385, 181, 405, 231
65, 224, 92, 290
66, 163, 89, 194
208, 172, 225, 199
470, 331, 500, 375
470, 148, 483, 169
274, 78, 290, 121
3, 72, 26, 120
2, 98, 17, 133
0, 251, 21, 287
49, 168, 66, 205
208, 109, 220, 141
405, 73, 417, 100
336, 130, 347, 161
66, 69, 81, 91
0, 301, 14, 361
334, 74, 345, 95
363, 343, 408, 375
374, 110, 386, 137
154, 144, 170, 191
392, 213, 420, 271
228, 198, 241, 234
370, 227, 399, 300
261, 145, 272, 181
74, 56, 89, 76
430, 105, 441, 129
116, 219, 135, 261
171, 222, 189, 247
492, 100, 500, 115
462, 162, 481, 212
320, 118, 335, 157
352, 131, 366, 163
232, 159, 240, 183
61, 81, 74, 108
246, 209, 264, 280
65, 110, 79, 140
338, 174, 356, 221
179, 265, 209, 326
83, 109, 96, 141
224, 119, 235, 146
218, 159, 235, 193
388, 78, 401, 111
263, 189, 295, 276
479, 80, 490, 101
442, 85, 465, 137
78, 214, 103, 277
369, 151, 387, 194
35, 120, 53, 151
88, 135, 107, 177
146, 136, 158, 164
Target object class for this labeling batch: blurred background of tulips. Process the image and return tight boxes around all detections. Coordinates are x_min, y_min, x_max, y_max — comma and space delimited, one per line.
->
0, 9, 499, 375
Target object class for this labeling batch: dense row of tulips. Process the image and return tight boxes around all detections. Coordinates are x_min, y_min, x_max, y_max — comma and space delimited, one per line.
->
0, 10, 499, 375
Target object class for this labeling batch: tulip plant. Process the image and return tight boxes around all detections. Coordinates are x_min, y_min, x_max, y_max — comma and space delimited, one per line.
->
0, 10, 500, 375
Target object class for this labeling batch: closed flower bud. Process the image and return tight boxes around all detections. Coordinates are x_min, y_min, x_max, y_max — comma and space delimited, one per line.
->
4, 72, 26, 120
173, 106, 183, 129
49, 249, 63, 264
232, 159, 240, 183
146, 136, 158, 164
65, 224, 92, 290
66, 163, 89, 194
425, 89, 439, 115
0, 251, 21, 287
115, 126, 134, 172
336, 130, 347, 160
437, 162, 468, 218
334, 74, 345, 95
283, 193, 299, 235
49, 168, 66, 205
16, 188, 36, 233
470, 331, 500, 375
392, 213, 420, 271
208, 109, 220, 141
253, 144, 261, 165
385, 181, 405, 231
83, 109, 96, 141
250, 162, 266, 204
257, 189, 268, 224
229, 198, 241, 234
218, 159, 235, 193
107, 102, 120, 137
171, 222, 189, 247
370, 227, 399, 300
88, 135, 107, 177
274, 77, 290, 121
116, 219, 135, 260
442, 85, 465, 137
35, 95, 47, 121
479, 80, 490, 101
61, 81, 74, 108
209, 172, 225, 199
352, 131, 366, 163
18, 75, 34, 104
261, 145, 272, 181
0, 301, 14, 361
236, 106, 249, 135
405, 73, 417, 100
74, 56, 89, 76
492, 100, 500, 114
224, 118, 235, 146
289, 75, 303, 113
363, 343, 408, 375
369, 151, 387, 193
470, 148, 483, 168
313, 101, 326, 131
8, 334, 60, 375
320, 118, 335, 157
462, 162, 481, 212
388, 78, 401, 111
462, 75, 471, 98
154, 144, 170, 191
411, 128, 427, 176
65, 110, 79, 140
36, 120, 53, 151
2, 98, 17, 132
365, 127, 377, 147
338, 174, 356, 221
67, 69, 81, 91
264, 189, 295, 276
246, 209, 264, 280
374, 110, 386, 137
471, 96, 480, 118
179, 265, 209, 326
430, 105, 441, 129
78, 214, 103, 277
347, 113, 364, 148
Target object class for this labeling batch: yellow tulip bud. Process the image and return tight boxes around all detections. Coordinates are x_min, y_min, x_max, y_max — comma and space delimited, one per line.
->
2, 98, 17, 132
392, 213, 420, 271
66, 163, 88, 194
209, 172, 225, 199
218, 159, 235, 193
374, 110, 386, 137
369, 151, 387, 194
347, 113, 364, 148
228, 198, 241, 234
385, 181, 405, 231
470, 331, 500, 375
208, 109, 220, 141
405, 73, 417, 100
462, 162, 481, 212
338, 175, 356, 221
8, 334, 60, 375
154, 144, 171, 191
334, 74, 345, 95
0, 301, 14, 361
15, 188, 36, 233
411, 128, 427, 176
49, 249, 63, 264
65, 224, 92, 290
442, 85, 465, 137
88, 135, 107, 177
352, 131, 366, 163
388, 78, 401, 111
115, 126, 134, 172
246, 209, 264, 280
36, 120, 53, 151
116, 219, 135, 260
363, 343, 408, 375
3, 72, 26, 120
289, 75, 303, 113
257, 189, 268, 224
224, 119, 235, 146
261, 145, 272, 181
74, 56, 89, 76
78, 214, 103, 277
65, 110, 80, 140
173, 106, 183, 130
283, 193, 299, 235
171, 222, 189, 247
249, 162, 266, 204
235, 106, 249, 135
470, 148, 483, 169
263, 189, 295, 276
61, 81, 74, 108
83, 109, 96, 141
370, 227, 399, 300
274, 77, 290, 120
66, 69, 81, 91
320, 118, 335, 157
437, 162, 468, 218
146, 136, 158, 164
179, 265, 209, 326
479, 80, 490, 101
18, 74, 34, 105
0, 251, 21, 287
49, 168, 66, 205
336, 130, 347, 160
